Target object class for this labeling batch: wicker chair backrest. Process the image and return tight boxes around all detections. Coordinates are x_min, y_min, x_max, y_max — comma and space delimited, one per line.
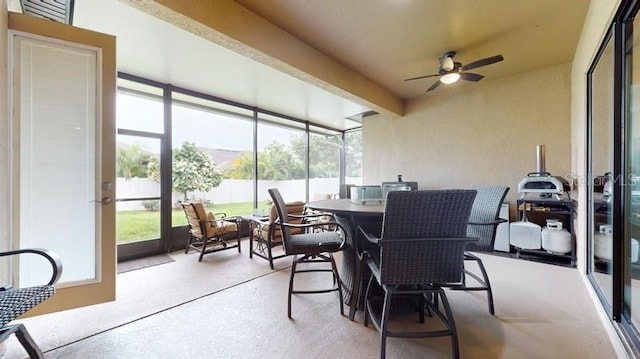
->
466, 186, 510, 252
381, 190, 476, 239
378, 190, 477, 285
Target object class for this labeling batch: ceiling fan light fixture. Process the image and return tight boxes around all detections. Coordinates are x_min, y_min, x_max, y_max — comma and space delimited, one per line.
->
440, 72, 460, 84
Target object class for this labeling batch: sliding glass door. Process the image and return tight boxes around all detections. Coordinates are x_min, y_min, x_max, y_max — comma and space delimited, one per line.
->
588, 29, 615, 312
588, 0, 640, 352
626, 6, 640, 338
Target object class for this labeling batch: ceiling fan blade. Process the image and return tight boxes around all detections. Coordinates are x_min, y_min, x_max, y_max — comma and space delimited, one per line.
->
460, 72, 484, 82
426, 80, 441, 92
404, 73, 440, 81
460, 54, 504, 71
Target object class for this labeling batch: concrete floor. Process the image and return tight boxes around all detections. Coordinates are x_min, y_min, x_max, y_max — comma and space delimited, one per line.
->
3, 239, 623, 358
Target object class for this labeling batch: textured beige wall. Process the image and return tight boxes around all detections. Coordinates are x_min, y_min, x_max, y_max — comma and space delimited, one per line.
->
363, 62, 572, 216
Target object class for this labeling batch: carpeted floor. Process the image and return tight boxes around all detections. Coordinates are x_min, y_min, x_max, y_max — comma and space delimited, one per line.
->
117, 254, 175, 274
3, 239, 626, 358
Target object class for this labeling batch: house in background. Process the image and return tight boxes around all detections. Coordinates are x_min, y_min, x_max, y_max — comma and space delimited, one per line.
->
0, 0, 637, 357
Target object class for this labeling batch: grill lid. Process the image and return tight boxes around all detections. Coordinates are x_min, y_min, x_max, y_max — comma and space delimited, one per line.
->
518, 172, 570, 199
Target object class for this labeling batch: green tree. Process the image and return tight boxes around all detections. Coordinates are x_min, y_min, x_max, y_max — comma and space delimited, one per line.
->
290, 134, 341, 178
229, 152, 255, 179
147, 142, 223, 200
117, 144, 152, 179
345, 130, 362, 177
229, 142, 305, 180
261, 142, 305, 180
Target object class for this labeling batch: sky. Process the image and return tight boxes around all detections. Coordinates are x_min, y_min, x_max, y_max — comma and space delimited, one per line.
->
116, 92, 297, 153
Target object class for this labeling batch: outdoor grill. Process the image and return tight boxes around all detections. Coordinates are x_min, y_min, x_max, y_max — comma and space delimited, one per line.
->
517, 145, 570, 200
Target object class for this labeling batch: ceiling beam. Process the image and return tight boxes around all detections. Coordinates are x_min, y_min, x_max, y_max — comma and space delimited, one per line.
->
123, 0, 404, 117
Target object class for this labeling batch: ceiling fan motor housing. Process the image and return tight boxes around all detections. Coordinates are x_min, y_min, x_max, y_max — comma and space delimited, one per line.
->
440, 51, 456, 71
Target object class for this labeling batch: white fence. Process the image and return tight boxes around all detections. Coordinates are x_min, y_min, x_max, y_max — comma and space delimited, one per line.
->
116, 177, 362, 210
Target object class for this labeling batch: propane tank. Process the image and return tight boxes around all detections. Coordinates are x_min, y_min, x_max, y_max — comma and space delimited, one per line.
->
541, 219, 572, 254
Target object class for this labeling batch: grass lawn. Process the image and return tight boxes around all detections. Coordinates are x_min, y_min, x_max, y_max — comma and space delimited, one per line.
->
117, 201, 267, 243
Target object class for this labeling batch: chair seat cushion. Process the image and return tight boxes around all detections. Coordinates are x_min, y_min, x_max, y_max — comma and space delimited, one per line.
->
288, 231, 343, 254
251, 201, 306, 246
252, 225, 302, 242
206, 220, 238, 237
0, 285, 55, 327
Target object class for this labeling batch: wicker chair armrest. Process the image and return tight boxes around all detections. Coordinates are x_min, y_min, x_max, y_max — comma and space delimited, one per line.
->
277, 219, 346, 233
0, 248, 62, 286
380, 236, 479, 244
357, 225, 380, 246
300, 212, 337, 225
290, 212, 336, 222
468, 218, 507, 227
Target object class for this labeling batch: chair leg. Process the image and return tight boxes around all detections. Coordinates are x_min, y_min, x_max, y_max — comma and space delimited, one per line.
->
329, 253, 344, 316
363, 274, 374, 327
236, 231, 241, 253
455, 254, 495, 315
349, 254, 364, 321
249, 231, 254, 259
286, 252, 344, 319
437, 290, 460, 359
185, 235, 193, 254
198, 238, 207, 262
423, 292, 433, 318
288, 255, 298, 319
418, 293, 425, 323
475, 258, 495, 315
379, 288, 393, 359
267, 239, 275, 270
0, 324, 45, 359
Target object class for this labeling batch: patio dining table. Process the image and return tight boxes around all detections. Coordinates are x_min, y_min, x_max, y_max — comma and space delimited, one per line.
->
305, 198, 385, 320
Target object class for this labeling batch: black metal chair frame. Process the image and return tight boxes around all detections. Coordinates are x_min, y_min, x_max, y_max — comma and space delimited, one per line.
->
450, 186, 509, 315
0, 248, 62, 359
181, 202, 241, 262
249, 218, 286, 269
268, 188, 347, 319
248, 201, 306, 269
359, 190, 478, 359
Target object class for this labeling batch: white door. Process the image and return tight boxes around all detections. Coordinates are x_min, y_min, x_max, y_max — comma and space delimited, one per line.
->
8, 13, 116, 315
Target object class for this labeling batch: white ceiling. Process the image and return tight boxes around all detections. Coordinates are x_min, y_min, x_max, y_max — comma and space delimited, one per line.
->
71, 0, 590, 131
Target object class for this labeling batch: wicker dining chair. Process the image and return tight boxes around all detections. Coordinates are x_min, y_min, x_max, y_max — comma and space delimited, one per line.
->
267, 188, 346, 319
451, 185, 509, 315
358, 190, 478, 359
0, 248, 62, 359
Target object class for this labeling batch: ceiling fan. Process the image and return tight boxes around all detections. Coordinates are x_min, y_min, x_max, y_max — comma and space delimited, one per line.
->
405, 51, 504, 92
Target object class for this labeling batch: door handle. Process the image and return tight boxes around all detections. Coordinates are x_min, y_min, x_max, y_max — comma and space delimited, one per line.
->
91, 197, 112, 205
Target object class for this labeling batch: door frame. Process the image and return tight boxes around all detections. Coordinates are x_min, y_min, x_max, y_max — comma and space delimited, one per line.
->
7, 13, 116, 315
